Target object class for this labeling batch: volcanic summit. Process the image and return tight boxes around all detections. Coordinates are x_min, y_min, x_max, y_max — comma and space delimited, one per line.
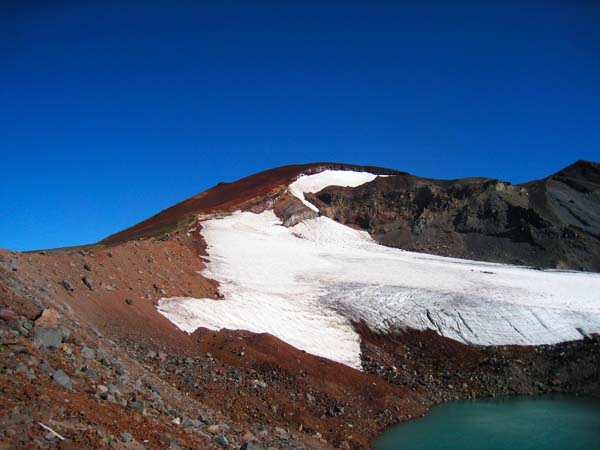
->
1, 161, 599, 449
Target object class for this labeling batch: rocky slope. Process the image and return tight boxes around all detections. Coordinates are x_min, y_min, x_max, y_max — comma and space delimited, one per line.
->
0, 239, 425, 450
308, 160, 600, 271
1, 160, 599, 450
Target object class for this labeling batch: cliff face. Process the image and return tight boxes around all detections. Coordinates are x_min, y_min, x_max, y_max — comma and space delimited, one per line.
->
306, 161, 600, 271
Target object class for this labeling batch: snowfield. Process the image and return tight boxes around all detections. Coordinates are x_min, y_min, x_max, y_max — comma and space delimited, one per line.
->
158, 172, 600, 369
288, 170, 381, 211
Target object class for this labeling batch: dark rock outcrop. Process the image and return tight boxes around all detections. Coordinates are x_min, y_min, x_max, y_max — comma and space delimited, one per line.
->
272, 193, 318, 227
307, 160, 600, 271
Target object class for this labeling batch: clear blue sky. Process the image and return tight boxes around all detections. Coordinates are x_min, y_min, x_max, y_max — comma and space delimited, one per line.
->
2, 1, 599, 251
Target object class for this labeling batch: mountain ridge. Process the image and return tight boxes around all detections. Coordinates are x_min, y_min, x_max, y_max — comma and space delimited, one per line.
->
100, 162, 401, 245
1, 160, 599, 449
101, 159, 600, 272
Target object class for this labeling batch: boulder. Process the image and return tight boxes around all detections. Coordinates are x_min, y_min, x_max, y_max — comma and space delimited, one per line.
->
35, 308, 59, 328
33, 328, 63, 349
15, 363, 36, 380
81, 346, 96, 359
128, 397, 145, 412
81, 276, 94, 290
59, 280, 74, 292
52, 369, 72, 389
33, 308, 63, 349
215, 435, 229, 448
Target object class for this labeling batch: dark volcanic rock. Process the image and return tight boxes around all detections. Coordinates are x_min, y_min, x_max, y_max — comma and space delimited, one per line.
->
81, 276, 94, 290
307, 160, 600, 271
359, 326, 600, 402
215, 434, 230, 448
33, 327, 63, 349
272, 193, 318, 227
52, 369, 72, 389
59, 280, 74, 292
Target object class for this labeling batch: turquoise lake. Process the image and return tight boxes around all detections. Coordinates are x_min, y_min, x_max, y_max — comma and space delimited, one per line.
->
376, 396, 600, 450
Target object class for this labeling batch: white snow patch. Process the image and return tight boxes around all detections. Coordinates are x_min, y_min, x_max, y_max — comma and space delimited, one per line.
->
158, 211, 600, 369
288, 170, 382, 212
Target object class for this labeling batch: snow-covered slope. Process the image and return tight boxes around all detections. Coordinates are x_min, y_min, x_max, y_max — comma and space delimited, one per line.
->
288, 170, 381, 212
158, 171, 600, 369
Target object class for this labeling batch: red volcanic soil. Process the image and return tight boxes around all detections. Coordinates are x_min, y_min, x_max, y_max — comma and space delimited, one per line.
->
102, 163, 318, 244
3, 161, 598, 449
102, 163, 400, 244
0, 227, 425, 449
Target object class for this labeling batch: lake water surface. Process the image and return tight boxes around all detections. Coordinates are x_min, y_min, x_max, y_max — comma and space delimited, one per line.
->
376, 396, 600, 450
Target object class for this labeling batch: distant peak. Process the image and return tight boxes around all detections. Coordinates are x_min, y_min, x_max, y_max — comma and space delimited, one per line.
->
552, 160, 600, 179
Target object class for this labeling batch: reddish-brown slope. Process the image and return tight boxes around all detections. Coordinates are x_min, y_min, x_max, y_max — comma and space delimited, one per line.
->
3, 231, 216, 354
102, 163, 401, 244
1, 232, 425, 449
3, 161, 600, 449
